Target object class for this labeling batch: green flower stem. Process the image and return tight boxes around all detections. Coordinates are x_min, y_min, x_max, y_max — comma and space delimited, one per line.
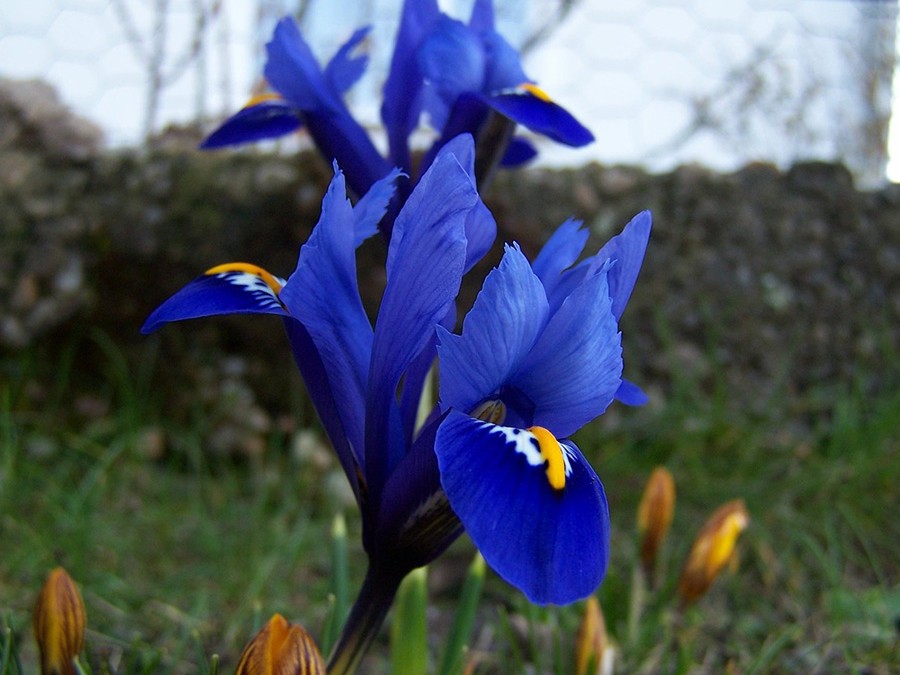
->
326, 565, 405, 675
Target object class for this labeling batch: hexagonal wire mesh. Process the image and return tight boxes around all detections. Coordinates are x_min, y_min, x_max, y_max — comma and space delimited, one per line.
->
0, 0, 896, 184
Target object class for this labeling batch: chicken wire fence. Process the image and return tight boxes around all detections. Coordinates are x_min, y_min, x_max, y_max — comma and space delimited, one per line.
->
1, 0, 897, 184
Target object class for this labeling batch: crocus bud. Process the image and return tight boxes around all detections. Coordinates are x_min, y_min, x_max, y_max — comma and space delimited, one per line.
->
33, 567, 86, 675
235, 613, 325, 675
574, 595, 612, 675
677, 499, 750, 607
636, 466, 676, 583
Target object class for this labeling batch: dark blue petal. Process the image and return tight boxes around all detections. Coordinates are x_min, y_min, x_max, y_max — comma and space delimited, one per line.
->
281, 168, 374, 459
282, 319, 364, 508
264, 17, 339, 113
615, 378, 649, 406
418, 16, 486, 103
366, 149, 476, 495
435, 412, 610, 605
438, 244, 548, 415
199, 99, 302, 148
141, 264, 289, 334
487, 90, 594, 147
482, 30, 529, 94
468, 0, 495, 33
324, 26, 371, 94
588, 210, 652, 320
265, 18, 390, 196
531, 218, 588, 290
440, 134, 496, 271
375, 415, 463, 567
352, 166, 405, 246
382, 0, 440, 170
500, 137, 537, 167
513, 265, 622, 437
420, 93, 490, 170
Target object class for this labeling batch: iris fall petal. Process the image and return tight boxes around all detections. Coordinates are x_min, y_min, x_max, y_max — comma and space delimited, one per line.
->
487, 91, 594, 147
435, 411, 610, 605
141, 265, 288, 334
200, 99, 302, 148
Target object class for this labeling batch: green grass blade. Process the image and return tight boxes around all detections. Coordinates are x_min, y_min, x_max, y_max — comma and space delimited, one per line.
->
321, 512, 349, 655
437, 552, 485, 675
391, 567, 428, 675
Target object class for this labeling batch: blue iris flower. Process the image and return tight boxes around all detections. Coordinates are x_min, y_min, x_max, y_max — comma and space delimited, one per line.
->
201, 0, 592, 213
143, 133, 649, 661
433, 211, 651, 604
143, 137, 495, 667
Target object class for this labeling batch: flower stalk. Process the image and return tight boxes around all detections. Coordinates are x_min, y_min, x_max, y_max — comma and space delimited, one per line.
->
326, 565, 405, 675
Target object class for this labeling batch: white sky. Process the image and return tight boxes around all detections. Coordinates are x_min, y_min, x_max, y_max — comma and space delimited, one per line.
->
0, 0, 897, 184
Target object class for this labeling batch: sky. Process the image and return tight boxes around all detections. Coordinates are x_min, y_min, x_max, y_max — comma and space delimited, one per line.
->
1, 0, 897, 184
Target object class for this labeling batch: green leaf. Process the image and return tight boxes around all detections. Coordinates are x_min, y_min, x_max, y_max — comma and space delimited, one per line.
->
437, 552, 485, 675
391, 568, 428, 675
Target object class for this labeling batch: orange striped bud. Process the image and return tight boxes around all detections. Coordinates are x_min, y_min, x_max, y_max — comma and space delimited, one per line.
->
677, 499, 750, 606
32, 567, 86, 675
235, 613, 325, 675
636, 466, 676, 583
574, 595, 612, 675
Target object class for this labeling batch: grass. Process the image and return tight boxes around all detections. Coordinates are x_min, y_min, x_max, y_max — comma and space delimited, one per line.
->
1, 328, 898, 673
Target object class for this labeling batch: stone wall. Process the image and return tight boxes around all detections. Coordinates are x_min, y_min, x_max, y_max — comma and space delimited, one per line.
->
2, 78, 897, 444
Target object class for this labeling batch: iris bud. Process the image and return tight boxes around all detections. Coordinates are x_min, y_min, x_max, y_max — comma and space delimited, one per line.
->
33, 567, 86, 675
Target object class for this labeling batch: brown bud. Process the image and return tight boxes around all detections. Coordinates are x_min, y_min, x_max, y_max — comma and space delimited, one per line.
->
33, 567, 86, 675
574, 595, 611, 675
636, 466, 676, 583
235, 613, 325, 675
677, 499, 750, 606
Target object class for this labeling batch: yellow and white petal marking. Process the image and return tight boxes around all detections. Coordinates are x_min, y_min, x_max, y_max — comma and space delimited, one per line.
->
487, 423, 573, 491
243, 92, 285, 108
518, 83, 553, 102
204, 262, 287, 312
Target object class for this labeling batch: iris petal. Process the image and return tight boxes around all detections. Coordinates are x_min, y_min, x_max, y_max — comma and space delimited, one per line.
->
482, 31, 530, 93
200, 99, 302, 148
366, 148, 476, 493
531, 218, 588, 290
440, 134, 497, 271
435, 412, 610, 605
487, 91, 593, 147
438, 244, 548, 415
419, 17, 486, 103
265, 18, 390, 197
141, 264, 289, 334
324, 26, 371, 94
382, 0, 440, 170
589, 210, 652, 320
281, 168, 374, 458
500, 137, 537, 167
513, 265, 622, 437
264, 18, 339, 113
468, 0, 495, 33
352, 167, 405, 246
615, 378, 649, 406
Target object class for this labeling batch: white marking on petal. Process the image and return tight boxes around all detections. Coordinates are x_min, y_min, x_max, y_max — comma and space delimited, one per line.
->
481, 422, 573, 478
215, 271, 286, 311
